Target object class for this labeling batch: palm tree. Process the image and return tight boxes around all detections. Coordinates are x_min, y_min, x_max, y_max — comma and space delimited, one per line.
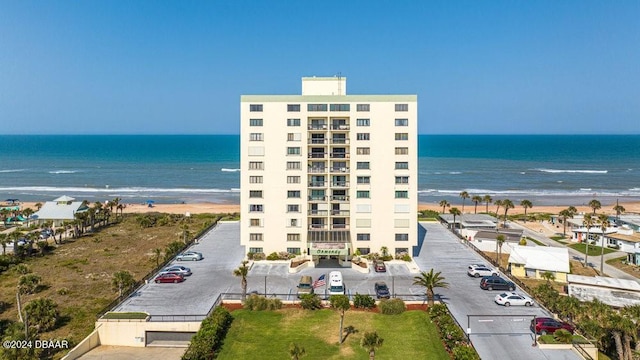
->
598, 214, 610, 274
34, 202, 43, 211
289, 343, 306, 360
613, 202, 625, 223
541, 271, 555, 283
449, 207, 461, 233
520, 199, 532, 222
472, 195, 482, 214
233, 260, 249, 302
502, 199, 514, 227
483, 195, 493, 213
496, 234, 505, 267
438, 200, 450, 214
330, 294, 350, 344
413, 269, 449, 306
582, 213, 595, 267
180, 223, 191, 244
151, 248, 163, 266
24, 298, 59, 334
0, 233, 8, 255
494, 199, 503, 217
361, 331, 384, 360
459, 191, 470, 213
588, 199, 602, 215
559, 207, 577, 237
112, 270, 135, 298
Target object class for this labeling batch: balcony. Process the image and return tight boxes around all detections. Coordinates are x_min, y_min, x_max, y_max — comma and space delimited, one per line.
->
330, 224, 350, 230
308, 196, 327, 202
308, 182, 327, 188
331, 124, 350, 130
331, 182, 349, 188
330, 195, 349, 202
308, 210, 328, 216
309, 224, 328, 230
330, 152, 350, 159
309, 138, 327, 144
330, 167, 349, 173
330, 138, 349, 144
330, 210, 350, 216
308, 167, 327, 173
308, 124, 327, 130
308, 153, 326, 159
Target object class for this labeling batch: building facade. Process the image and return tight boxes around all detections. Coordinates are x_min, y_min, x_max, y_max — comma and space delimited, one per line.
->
240, 77, 417, 264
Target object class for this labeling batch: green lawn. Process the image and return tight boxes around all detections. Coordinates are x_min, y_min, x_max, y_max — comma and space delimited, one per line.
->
568, 243, 616, 256
538, 334, 590, 344
525, 237, 546, 246
217, 309, 449, 360
550, 236, 568, 244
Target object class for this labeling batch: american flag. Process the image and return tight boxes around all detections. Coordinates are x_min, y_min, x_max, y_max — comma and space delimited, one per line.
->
313, 274, 326, 288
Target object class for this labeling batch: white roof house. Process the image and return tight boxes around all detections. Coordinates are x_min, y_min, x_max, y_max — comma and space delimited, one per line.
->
508, 245, 570, 274
33, 196, 88, 226
567, 274, 640, 307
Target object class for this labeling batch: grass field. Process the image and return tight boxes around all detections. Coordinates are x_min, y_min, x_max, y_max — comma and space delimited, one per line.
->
568, 243, 616, 256
217, 309, 449, 360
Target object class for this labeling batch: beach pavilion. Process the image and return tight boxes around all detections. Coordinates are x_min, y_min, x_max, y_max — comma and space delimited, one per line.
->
32, 195, 89, 226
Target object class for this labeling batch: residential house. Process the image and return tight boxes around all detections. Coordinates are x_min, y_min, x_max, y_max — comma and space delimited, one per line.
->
508, 245, 570, 283
603, 226, 640, 265
568, 274, 640, 307
32, 196, 89, 226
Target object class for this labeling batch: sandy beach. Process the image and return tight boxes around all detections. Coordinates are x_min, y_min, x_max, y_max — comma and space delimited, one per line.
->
15, 200, 640, 216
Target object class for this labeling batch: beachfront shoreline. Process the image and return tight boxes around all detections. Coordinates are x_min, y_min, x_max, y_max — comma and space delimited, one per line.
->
14, 200, 640, 216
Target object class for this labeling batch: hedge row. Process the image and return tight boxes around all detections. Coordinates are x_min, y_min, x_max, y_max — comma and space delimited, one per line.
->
182, 307, 233, 360
428, 304, 480, 360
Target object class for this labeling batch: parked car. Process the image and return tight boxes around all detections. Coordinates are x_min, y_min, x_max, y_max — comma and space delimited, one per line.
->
374, 282, 391, 299
154, 273, 185, 283
494, 292, 534, 306
297, 275, 314, 298
374, 260, 386, 273
176, 251, 203, 261
480, 276, 515, 291
467, 264, 498, 278
161, 265, 192, 276
530, 317, 574, 335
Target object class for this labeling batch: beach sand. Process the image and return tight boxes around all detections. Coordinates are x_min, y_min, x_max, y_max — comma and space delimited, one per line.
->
17, 200, 640, 216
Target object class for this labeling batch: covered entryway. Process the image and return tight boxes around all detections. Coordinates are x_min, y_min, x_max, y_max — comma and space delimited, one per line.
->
308, 230, 351, 268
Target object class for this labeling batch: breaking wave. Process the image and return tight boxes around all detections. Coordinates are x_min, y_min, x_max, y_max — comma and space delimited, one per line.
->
534, 168, 608, 174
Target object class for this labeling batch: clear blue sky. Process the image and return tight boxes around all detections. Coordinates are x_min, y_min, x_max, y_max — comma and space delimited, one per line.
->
1, 1, 638, 135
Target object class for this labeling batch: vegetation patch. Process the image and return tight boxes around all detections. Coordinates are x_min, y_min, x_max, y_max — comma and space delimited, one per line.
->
101, 312, 148, 320
568, 243, 616, 256
538, 334, 590, 344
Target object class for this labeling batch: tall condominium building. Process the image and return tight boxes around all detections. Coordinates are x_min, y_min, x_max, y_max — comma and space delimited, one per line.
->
240, 77, 417, 265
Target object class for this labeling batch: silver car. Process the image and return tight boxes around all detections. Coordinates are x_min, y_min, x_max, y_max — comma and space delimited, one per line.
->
467, 264, 498, 278
176, 251, 203, 261
161, 265, 192, 276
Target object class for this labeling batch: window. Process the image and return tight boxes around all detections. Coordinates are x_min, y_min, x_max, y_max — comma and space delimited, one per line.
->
308, 104, 328, 111
287, 118, 301, 126
395, 204, 410, 213
287, 176, 300, 184
287, 133, 301, 141
356, 133, 370, 140
250, 133, 264, 141
395, 176, 409, 184
356, 147, 370, 155
395, 247, 409, 255
395, 104, 408, 112
330, 104, 350, 111
395, 147, 409, 155
395, 162, 409, 169
287, 104, 300, 112
250, 219, 262, 227
249, 247, 263, 253
248, 146, 264, 156
287, 191, 301, 198
287, 234, 301, 241
357, 190, 370, 198
395, 118, 408, 126
395, 133, 408, 140
356, 118, 370, 126
356, 104, 370, 112
357, 162, 370, 170
250, 104, 263, 112
249, 204, 264, 212
287, 204, 300, 213
395, 233, 409, 241
249, 119, 263, 126
286, 161, 301, 170
357, 233, 371, 241
289, 219, 299, 227
287, 247, 301, 255
357, 247, 371, 255
395, 191, 409, 198
249, 190, 263, 198
357, 176, 370, 184
287, 147, 301, 155
249, 161, 264, 170
249, 176, 263, 184
356, 204, 372, 213
249, 233, 263, 241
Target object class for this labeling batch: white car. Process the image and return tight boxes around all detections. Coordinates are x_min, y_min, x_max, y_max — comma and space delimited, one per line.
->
176, 251, 203, 261
494, 292, 534, 307
467, 264, 498, 278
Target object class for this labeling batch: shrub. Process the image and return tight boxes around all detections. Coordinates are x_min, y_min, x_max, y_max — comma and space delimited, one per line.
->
553, 329, 573, 344
519, 238, 527, 246
353, 293, 376, 309
25, 298, 59, 333
19, 274, 43, 294
278, 251, 290, 260
253, 252, 266, 261
182, 307, 233, 360
266, 252, 280, 261
452, 345, 480, 360
402, 254, 412, 262
243, 294, 282, 311
299, 294, 322, 310
380, 255, 393, 262
379, 298, 405, 315
11, 263, 32, 275
247, 252, 255, 260
57, 287, 70, 295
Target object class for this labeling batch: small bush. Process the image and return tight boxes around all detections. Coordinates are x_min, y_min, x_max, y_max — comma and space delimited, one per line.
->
266, 252, 280, 261
12, 263, 32, 275
243, 294, 282, 311
452, 345, 480, 360
401, 254, 412, 262
519, 238, 527, 246
379, 298, 405, 315
553, 329, 573, 344
19, 274, 43, 294
247, 252, 255, 260
300, 294, 322, 310
57, 287, 70, 295
182, 307, 233, 360
380, 255, 393, 262
253, 252, 266, 261
353, 293, 375, 309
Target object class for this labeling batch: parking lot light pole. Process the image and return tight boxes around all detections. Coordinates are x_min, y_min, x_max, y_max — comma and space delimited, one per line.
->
392, 276, 395, 298
264, 276, 267, 295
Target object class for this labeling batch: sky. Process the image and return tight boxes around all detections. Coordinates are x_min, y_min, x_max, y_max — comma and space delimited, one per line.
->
1, 1, 639, 135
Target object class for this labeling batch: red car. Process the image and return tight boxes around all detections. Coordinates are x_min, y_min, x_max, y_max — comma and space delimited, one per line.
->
530, 317, 574, 335
374, 260, 386, 273
154, 273, 185, 284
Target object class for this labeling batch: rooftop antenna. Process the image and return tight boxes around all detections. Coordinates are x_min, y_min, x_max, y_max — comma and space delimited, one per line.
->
337, 72, 342, 95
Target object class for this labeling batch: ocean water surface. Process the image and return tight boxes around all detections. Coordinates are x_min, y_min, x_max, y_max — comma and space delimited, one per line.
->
0, 135, 638, 207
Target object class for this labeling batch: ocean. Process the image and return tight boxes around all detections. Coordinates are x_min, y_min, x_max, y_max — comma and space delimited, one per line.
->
0, 135, 639, 207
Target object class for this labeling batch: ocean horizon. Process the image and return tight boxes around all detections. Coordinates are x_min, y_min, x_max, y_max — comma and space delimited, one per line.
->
1, 134, 639, 207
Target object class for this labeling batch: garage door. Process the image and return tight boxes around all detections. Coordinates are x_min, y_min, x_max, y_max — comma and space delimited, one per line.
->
145, 331, 196, 347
